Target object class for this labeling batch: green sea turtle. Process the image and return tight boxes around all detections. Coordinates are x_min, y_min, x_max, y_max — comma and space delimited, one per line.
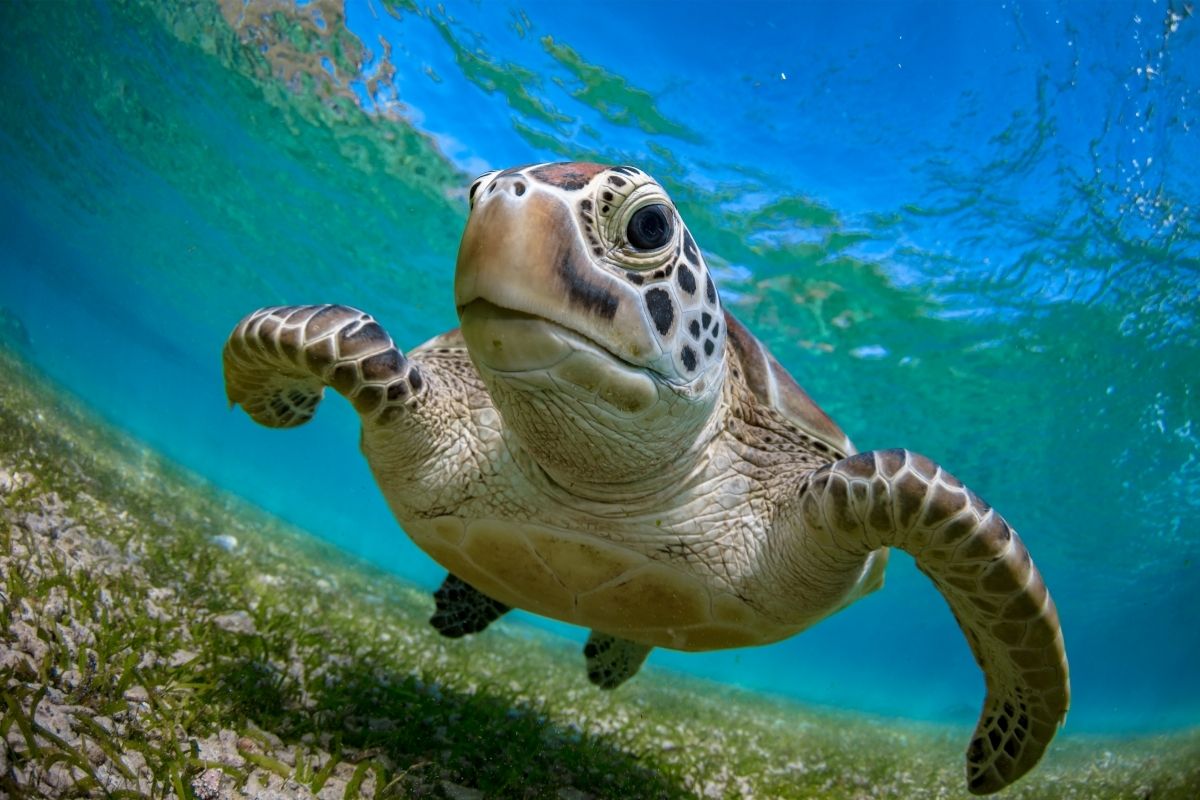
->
222, 162, 1069, 794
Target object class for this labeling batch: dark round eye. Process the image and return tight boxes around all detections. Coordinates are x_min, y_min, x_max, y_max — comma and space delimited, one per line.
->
626, 204, 673, 250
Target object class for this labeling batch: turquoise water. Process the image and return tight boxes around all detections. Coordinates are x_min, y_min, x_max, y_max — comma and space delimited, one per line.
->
0, 0, 1196, 738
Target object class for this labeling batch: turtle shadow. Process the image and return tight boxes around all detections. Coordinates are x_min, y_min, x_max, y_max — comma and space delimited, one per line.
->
204, 643, 688, 799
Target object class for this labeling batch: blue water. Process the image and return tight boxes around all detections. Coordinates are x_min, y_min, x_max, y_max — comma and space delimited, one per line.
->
1, 0, 1197, 736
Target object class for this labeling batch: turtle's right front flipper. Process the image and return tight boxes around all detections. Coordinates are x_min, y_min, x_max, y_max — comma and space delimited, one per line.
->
223, 305, 423, 428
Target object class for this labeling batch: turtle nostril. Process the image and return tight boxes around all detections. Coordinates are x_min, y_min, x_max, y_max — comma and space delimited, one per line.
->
514, 181, 526, 196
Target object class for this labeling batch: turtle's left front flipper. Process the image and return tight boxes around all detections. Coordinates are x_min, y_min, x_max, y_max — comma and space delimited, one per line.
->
223, 305, 422, 428
800, 449, 1069, 795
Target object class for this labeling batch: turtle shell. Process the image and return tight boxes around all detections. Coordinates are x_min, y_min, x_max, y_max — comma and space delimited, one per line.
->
722, 311, 854, 457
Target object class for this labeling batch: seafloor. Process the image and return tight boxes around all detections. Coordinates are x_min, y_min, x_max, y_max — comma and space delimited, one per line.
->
0, 343, 1196, 800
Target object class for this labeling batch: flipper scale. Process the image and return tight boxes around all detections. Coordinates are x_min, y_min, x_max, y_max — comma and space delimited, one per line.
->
429, 574, 510, 638
583, 632, 653, 690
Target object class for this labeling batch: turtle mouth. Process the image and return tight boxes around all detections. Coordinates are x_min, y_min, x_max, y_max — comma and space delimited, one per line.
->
457, 299, 641, 373
458, 299, 661, 415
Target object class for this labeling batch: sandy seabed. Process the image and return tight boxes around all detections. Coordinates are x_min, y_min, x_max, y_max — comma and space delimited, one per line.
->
1, 345, 1197, 800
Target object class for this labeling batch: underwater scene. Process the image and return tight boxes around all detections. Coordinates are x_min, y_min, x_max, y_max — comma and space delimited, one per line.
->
1, 0, 1198, 797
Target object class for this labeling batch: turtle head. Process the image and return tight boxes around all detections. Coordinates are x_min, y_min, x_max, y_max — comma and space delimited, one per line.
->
455, 162, 726, 488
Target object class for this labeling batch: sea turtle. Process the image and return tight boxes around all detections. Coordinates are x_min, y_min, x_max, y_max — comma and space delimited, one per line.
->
222, 162, 1069, 794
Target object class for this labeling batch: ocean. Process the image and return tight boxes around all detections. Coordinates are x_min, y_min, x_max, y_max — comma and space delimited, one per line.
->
1, 0, 1196, 750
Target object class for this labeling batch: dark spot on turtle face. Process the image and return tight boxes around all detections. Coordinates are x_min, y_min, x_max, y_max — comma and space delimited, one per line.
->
610, 165, 639, 176
681, 345, 697, 371
688, 320, 701, 339
558, 246, 619, 320
651, 268, 665, 280
711, 321, 720, 338
682, 228, 700, 263
704, 339, 715, 356
676, 263, 696, 294
608, 175, 627, 187
701, 311, 712, 329
602, 205, 610, 213
602, 190, 614, 202
625, 271, 644, 285
529, 162, 607, 191
592, 246, 603, 255
644, 287, 674, 335
580, 198, 593, 212
387, 381, 409, 401
408, 367, 424, 393
705, 274, 717, 304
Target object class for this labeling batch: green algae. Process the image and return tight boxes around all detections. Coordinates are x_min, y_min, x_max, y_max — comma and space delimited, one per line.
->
2, 352, 1199, 800
421, 9, 575, 133
539, 36, 703, 144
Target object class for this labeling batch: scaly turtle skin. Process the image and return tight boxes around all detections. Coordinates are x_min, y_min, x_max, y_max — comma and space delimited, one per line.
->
222, 162, 1069, 794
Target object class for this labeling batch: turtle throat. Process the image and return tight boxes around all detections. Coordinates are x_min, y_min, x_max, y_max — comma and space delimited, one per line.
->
461, 303, 724, 495
497, 372, 722, 498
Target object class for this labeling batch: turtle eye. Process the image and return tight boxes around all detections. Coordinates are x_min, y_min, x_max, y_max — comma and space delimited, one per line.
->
626, 204, 673, 250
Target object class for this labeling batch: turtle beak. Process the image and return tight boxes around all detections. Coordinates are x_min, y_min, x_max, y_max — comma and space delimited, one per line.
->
454, 174, 664, 369
454, 172, 553, 317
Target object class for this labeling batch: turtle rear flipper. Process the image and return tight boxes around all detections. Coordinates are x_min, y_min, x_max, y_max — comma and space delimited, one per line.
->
223, 305, 423, 428
429, 573, 510, 638
583, 632, 652, 689
800, 449, 1069, 795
